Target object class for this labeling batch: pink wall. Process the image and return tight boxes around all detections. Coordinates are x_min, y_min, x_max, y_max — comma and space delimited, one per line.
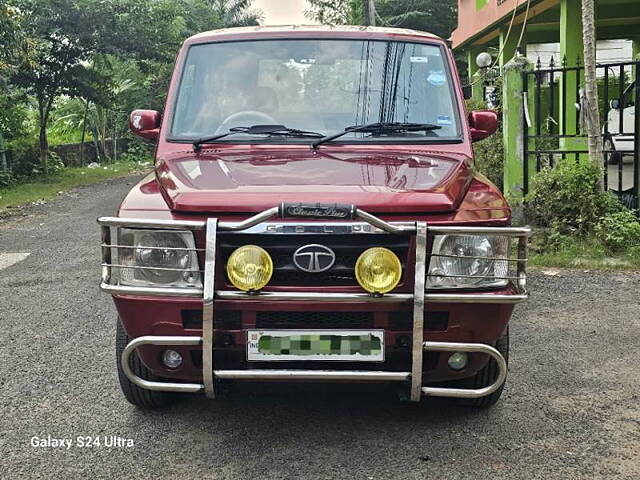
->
452, 0, 536, 48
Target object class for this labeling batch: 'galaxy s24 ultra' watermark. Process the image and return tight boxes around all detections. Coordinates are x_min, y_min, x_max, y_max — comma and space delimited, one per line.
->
30, 435, 134, 449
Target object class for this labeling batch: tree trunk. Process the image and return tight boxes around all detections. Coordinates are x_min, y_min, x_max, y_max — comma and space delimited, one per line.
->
37, 97, 50, 176
79, 99, 89, 166
581, 0, 604, 192
0, 128, 8, 172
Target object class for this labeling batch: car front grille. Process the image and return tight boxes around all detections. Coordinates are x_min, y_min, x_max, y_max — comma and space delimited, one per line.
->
218, 234, 410, 287
255, 311, 375, 329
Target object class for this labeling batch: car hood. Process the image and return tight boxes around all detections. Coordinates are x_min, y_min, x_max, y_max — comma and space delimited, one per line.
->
155, 148, 472, 214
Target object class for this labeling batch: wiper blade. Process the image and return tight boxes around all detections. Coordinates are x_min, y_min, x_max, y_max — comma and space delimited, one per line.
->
311, 122, 442, 149
193, 125, 323, 151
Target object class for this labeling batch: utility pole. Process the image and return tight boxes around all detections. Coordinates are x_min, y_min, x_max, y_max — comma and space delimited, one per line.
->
364, 0, 376, 26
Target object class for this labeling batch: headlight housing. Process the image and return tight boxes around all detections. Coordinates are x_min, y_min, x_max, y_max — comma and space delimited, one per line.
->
427, 235, 510, 289
117, 229, 201, 288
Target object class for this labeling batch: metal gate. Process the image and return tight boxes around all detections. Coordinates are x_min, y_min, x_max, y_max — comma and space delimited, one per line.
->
522, 58, 640, 209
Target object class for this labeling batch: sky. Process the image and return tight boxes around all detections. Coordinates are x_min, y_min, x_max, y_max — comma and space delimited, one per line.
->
252, 0, 318, 25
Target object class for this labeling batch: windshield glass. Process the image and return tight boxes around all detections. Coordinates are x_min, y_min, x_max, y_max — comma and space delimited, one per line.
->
170, 39, 460, 142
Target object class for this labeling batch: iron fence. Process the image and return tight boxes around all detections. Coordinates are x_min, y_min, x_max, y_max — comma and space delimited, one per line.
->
522, 58, 640, 209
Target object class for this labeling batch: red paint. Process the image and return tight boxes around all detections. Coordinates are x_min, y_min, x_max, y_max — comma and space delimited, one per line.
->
113, 26, 515, 386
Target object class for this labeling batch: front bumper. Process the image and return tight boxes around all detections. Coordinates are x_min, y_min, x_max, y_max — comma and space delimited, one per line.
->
99, 203, 530, 402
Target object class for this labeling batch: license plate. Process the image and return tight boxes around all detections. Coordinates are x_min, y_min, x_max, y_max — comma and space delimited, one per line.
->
247, 330, 385, 362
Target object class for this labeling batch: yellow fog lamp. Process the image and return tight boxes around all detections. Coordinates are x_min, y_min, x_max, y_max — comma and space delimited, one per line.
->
355, 247, 402, 294
226, 245, 273, 292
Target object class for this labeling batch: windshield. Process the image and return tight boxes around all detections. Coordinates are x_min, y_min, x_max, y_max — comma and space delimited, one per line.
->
170, 39, 461, 142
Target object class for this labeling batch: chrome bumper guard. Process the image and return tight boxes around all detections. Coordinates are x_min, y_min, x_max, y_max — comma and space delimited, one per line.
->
100, 203, 530, 402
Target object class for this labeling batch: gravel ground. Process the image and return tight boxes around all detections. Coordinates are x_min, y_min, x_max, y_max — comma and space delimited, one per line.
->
0, 175, 639, 479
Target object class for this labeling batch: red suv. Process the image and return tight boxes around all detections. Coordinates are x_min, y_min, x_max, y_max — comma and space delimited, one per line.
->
99, 26, 530, 409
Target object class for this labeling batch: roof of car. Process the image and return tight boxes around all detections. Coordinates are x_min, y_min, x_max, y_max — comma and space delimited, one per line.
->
187, 25, 441, 44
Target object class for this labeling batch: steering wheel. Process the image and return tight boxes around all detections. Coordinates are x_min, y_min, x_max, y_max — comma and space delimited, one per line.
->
214, 111, 278, 135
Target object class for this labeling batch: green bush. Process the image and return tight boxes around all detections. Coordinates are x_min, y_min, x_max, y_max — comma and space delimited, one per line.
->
524, 158, 623, 234
466, 98, 504, 190
7, 138, 40, 178
0, 168, 15, 187
595, 210, 640, 253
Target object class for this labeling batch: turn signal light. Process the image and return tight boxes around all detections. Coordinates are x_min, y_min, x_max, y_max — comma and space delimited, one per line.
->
355, 247, 402, 294
226, 245, 273, 291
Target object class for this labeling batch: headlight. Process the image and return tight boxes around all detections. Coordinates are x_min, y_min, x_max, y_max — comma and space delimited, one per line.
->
427, 235, 509, 289
226, 245, 273, 291
117, 229, 201, 288
355, 247, 402, 294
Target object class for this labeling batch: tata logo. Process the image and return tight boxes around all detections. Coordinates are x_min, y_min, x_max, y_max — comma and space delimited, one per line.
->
293, 244, 336, 273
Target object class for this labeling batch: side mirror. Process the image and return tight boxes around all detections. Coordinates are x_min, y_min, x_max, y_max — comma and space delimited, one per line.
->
469, 110, 498, 142
610, 99, 621, 110
130, 110, 161, 141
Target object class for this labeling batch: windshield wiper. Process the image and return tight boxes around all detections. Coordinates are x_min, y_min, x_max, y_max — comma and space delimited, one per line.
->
311, 122, 442, 149
193, 124, 323, 151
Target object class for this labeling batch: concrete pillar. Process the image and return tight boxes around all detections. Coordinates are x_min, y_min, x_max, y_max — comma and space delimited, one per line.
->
467, 45, 485, 103
632, 37, 640, 81
559, 0, 584, 143
499, 27, 519, 71
502, 56, 533, 201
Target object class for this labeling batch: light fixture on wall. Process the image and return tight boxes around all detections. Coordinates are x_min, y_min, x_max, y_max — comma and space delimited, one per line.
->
476, 52, 492, 69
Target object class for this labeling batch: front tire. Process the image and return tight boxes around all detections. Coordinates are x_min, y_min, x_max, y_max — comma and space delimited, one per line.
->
457, 328, 509, 408
116, 318, 173, 408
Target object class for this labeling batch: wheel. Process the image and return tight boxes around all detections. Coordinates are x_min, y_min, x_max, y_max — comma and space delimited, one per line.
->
116, 318, 173, 408
457, 328, 509, 408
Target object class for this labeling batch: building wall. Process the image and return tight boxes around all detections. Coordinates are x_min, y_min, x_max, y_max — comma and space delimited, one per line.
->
527, 39, 633, 67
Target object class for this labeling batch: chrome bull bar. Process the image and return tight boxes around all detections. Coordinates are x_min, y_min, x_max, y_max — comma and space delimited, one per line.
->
120, 336, 508, 399
100, 203, 530, 402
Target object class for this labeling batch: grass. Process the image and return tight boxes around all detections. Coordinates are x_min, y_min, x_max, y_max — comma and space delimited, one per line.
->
529, 234, 640, 271
0, 160, 150, 213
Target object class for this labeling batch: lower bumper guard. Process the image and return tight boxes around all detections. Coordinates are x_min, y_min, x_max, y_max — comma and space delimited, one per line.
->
121, 336, 507, 400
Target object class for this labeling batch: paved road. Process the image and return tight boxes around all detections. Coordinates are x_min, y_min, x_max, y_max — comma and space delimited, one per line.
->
1, 176, 639, 479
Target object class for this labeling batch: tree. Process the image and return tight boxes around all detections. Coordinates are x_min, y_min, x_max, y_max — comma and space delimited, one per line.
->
11, 0, 115, 174
305, 0, 362, 25
581, 0, 604, 192
306, 0, 457, 40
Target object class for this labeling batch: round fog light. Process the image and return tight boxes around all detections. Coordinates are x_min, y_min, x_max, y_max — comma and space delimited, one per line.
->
355, 247, 402, 294
448, 352, 468, 371
162, 349, 183, 369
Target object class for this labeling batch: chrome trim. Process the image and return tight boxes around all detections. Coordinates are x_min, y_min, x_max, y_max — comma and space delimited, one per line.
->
102, 244, 204, 252
100, 282, 203, 297
215, 290, 414, 303
213, 370, 410, 381
354, 209, 415, 234
425, 293, 528, 304
224, 222, 412, 234
218, 207, 279, 231
103, 263, 203, 273
421, 342, 508, 398
120, 336, 204, 393
100, 284, 528, 304
430, 253, 526, 262
429, 226, 532, 237
98, 217, 206, 230
410, 221, 427, 402
202, 218, 217, 399
101, 226, 112, 284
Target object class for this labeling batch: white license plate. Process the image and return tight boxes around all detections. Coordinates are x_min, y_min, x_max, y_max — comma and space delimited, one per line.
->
247, 330, 385, 362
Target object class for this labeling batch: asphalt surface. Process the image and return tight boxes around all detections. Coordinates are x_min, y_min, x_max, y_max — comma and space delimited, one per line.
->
0, 175, 639, 479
